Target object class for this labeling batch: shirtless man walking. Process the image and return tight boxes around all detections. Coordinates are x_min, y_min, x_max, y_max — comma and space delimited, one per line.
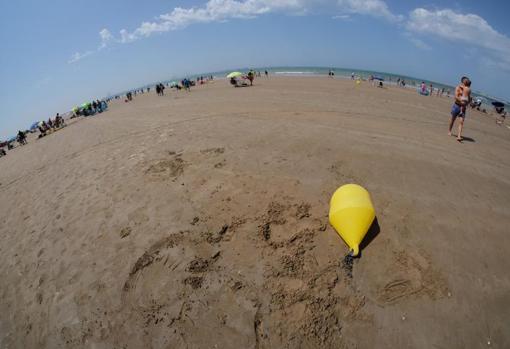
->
448, 76, 471, 142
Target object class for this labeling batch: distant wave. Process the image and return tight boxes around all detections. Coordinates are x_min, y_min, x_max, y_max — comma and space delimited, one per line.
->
274, 71, 316, 75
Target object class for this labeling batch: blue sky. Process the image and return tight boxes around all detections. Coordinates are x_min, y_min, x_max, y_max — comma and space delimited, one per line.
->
1, 0, 510, 139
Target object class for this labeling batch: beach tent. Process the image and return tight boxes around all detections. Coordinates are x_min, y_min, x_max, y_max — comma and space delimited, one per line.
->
227, 72, 243, 78
373, 76, 384, 81
29, 122, 40, 130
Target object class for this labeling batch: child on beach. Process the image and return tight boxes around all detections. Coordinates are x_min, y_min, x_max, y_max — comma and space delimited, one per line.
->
449, 76, 472, 142
459, 80, 472, 116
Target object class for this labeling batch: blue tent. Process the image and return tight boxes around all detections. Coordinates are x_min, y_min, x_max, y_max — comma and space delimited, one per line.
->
29, 122, 40, 130
8, 136, 17, 143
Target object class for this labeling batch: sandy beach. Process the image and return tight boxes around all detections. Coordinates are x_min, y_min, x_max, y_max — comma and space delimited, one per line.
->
1, 76, 509, 348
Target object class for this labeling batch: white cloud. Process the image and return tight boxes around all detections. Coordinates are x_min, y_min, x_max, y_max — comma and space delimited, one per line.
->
408, 37, 431, 50
110, 0, 400, 44
402, 33, 431, 50
68, 29, 114, 63
333, 14, 350, 20
117, 0, 313, 42
99, 28, 114, 49
119, 29, 138, 44
337, 0, 402, 22
68, 50, 93, 64
70, 0, 510, 74
71, 0, 400, 62
407, 8, 510, 70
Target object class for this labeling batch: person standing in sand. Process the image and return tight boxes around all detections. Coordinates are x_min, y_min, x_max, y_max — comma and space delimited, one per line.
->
448, 77, 472, 142
247, 70, 254, 86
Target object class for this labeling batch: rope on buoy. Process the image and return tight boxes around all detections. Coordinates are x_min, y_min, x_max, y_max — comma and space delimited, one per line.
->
342, 251, 354, 279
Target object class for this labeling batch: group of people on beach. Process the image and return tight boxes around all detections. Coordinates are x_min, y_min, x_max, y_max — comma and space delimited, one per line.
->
1, 96, 111, 155
16, 130, 27, 145
38, 113, 66, 137
181, 79, 192, 91
396, 78, 406, 87
2, 112, 67, 153
196, 76, 214, 85
156, 83, 165, 96
123, 76, 216, 102
73, 100, 107, 116
229, 70, 259, 87
420, 82, 449, 97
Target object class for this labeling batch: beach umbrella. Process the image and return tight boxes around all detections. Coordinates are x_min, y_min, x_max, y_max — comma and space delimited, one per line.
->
492, 101, 505, 108
227, 72, 243, 78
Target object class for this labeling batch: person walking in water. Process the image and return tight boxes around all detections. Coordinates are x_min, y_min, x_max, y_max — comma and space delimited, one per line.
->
449, 76, 472, 142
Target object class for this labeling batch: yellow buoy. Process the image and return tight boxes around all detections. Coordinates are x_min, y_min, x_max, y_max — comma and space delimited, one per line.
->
329, 184, 375, 256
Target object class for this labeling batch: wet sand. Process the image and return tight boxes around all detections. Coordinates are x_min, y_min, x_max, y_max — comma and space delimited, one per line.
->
0, 77, 509, 348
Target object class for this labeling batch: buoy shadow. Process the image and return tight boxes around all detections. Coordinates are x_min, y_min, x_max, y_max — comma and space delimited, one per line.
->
357, 217, 380, 257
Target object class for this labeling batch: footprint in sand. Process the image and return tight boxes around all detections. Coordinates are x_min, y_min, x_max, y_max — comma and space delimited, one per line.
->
144, 153, 187, 181
374, 249, 449, 305
214, 159, 226, 168
119, 226, 132, 239
200, 147, 225, 155
119, 232, 257, 348
121, 233, 224, 311
248, 200, 365, 348
197, 147, 228, 169
121, 234, 188, 310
